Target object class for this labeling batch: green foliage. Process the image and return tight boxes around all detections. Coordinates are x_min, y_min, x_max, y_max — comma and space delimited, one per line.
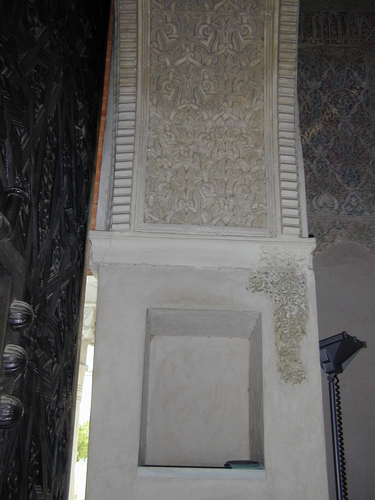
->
77, 421, 90, 462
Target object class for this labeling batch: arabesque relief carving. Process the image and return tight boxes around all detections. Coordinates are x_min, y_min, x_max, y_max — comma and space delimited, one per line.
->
144, 0, 267, 228
248, 249, 308, 384
298, 9, 375, 253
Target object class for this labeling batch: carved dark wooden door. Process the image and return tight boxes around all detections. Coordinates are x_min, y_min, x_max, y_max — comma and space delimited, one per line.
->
0, 0, 110, 497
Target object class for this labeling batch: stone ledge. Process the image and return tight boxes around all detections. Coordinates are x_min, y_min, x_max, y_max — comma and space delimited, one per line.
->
89, 230, 316, 273
137, 467, 266, 481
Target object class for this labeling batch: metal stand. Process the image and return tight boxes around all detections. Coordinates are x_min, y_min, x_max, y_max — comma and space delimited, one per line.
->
320, 332, 367, 500
328, 374, 348, 500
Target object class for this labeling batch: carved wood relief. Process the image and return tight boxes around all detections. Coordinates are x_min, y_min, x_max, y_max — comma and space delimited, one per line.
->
144, 0, 267, 229
0, 0, 109, 496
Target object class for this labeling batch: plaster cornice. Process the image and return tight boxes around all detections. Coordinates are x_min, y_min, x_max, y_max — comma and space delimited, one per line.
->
89, 230, 315, 272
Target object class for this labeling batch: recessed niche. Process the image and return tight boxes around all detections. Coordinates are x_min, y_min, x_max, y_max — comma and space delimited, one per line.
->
139, 308, 263, 468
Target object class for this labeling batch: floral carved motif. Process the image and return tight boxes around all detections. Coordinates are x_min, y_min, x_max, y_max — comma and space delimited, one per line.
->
298, 11, 375, 253
248, 250, 308, 384
144, 0, 267, 228
299, 46, 375, 220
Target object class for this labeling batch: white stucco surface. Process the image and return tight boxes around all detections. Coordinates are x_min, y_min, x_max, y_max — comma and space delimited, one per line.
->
146, 335, 251, 467
86, 239, 329, 500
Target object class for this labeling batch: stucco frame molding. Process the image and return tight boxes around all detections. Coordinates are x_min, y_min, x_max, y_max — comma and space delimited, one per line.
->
278, 0, 307, 236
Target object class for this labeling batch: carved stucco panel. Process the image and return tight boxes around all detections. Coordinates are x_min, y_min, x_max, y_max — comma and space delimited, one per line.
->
109, 0, 306, 235
144, 0, 267, 228
248, 248, 308, 384
298, 9, 375, 252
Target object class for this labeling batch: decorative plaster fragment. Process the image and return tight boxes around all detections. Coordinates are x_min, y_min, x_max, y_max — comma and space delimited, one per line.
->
259, 247, 306, 268
248, 248, 308, 384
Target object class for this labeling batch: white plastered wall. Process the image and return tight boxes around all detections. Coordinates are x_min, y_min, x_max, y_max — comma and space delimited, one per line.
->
86, 237, 328, 500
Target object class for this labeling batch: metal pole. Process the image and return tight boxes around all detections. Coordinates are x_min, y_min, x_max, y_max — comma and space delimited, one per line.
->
328, 374, 348, 500
329, 375, 342, 500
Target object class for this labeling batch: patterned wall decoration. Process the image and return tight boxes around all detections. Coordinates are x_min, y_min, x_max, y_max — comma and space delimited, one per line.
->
0, 0, 110, 498
248, 248, 308, 384
298, 8, 375, 253
144, 0, 267, 228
